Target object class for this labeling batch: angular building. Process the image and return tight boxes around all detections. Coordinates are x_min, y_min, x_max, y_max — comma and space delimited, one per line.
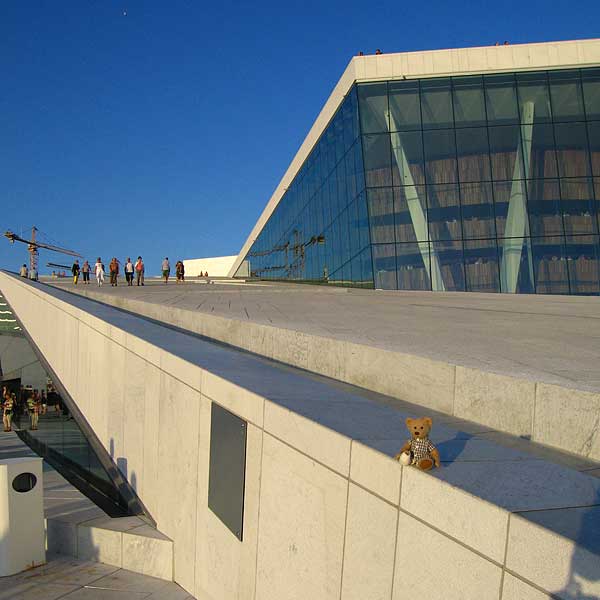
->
230, 39, 600, 294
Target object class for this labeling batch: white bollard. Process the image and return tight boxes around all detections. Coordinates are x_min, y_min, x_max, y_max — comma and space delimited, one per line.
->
0, 457, 45, 576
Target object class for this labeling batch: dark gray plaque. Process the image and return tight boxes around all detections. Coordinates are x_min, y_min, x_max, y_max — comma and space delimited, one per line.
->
208, 403, 247, 541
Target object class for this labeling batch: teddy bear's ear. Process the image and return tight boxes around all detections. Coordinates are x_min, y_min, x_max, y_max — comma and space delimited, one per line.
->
424, 417, 432, 428
405, 418, 413, 428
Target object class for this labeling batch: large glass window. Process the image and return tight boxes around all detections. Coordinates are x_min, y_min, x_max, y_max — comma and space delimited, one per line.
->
240, 69, 600, 294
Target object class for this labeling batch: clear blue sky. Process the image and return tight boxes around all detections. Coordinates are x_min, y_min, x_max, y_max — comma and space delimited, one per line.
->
1, 1, 599, 275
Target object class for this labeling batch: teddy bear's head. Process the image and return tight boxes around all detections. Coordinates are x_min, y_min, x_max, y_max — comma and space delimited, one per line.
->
406, 416, 432, 440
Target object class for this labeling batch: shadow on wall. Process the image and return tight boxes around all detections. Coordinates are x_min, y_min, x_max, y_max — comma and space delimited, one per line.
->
109, 438, 139, 498
551, 488, 600, 599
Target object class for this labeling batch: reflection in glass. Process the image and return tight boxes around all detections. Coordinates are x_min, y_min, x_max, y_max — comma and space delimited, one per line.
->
456, 127, 491, 182
431, 239, 465, 291
453, 76, 486, 128
484, 74, 519, 125
421, 78, 453, 129
560, 178, 597, 236
554, 122, 591, 178
389, 80, 421, 131
460, 182, 496, 239
565, 234, 600, 295
527, 179, 563, 237
582, 68, 600, 120
531, 236, 569, 294
396, 242, 431, 290
516, 72, 552, 123
464, 239, 500, 292
367, 188, 395, 243
427, 184, 462, 241
549, 70, 585, 122
241, 69, 600, 293
358, 83, 389, 134
423, 129, 457, 184
372, 244, 397, 289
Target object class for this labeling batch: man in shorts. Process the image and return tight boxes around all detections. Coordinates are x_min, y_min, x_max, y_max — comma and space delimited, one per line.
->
162, 257, 170, 284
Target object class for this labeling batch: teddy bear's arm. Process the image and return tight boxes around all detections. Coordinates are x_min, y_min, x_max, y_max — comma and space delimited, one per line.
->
393, 440, 412, 461
430, 447, 441, 467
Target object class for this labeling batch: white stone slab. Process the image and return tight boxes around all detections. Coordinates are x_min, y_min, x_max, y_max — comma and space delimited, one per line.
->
341, 483, 397, 600
454, 367, 535, 437
501, 573, 553, 600
350, 441, 401, 505
392, 511, 502, 600
506, 507, 600, 599
255, 434, 347, 600
401, 466, 508, 563
264, 400, 351, 476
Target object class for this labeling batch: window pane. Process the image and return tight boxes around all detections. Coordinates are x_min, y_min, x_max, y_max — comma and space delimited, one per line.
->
464, 239, 500, 292
554, 122, 591, 178
498, 237, 535, 294
529, 123, 559, 179
427, 184, 462, 241
356, 192, 370, 249
560, 178, 597, 236
360, 246, 374, 288
516, 71, 552, 124
391, 130, 424, 186
527, 179, 562, 237
565, 235, 600, 295
456, 127, 491, 182
452, 76, 486, 128
589, 121, 600, 176
395, 185, 428, 242
431, 239, 465, 291
372, 244, 397, 289
549, 70, 585, 122
494, 180, 530, 238
489, 125, 524, 181
396, 242, 431, 290
348, 198, 362, 259
531, 236, 569, 294
389, 80, 421, 131
421, 78, 453, 129
582, 68, 600, 120
357, 83, 389, 134
362, 134, 392, 187
460, 182, 495, 239
423, 129, 457, 184
485, 74, 519, 125
367, 188, 395, 243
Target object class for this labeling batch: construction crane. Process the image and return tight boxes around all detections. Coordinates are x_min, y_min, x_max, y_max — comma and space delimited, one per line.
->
4, 226, 82, 274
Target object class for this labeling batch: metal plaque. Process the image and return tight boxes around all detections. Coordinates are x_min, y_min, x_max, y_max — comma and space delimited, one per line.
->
208, 403, 247, 541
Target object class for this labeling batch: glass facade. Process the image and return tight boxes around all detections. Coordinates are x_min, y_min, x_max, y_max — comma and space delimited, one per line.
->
238, 67, 600, 295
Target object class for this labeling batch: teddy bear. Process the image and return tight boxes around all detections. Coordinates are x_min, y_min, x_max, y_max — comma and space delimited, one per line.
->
394, 416, 440, 470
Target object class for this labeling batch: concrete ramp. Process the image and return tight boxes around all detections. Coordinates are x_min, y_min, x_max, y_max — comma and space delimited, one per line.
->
1, 272, 599, 599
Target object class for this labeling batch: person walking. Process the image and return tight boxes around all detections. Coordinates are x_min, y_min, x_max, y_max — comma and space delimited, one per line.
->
162, 257, 170, 284
71, 260, 81, 284
2, 387, 14, 432
19, 264, 28, 278
135, 256, 145, 286
124, 257, 134, 286
82, 260, 91, 284
176, 260, 185, 283
109, 258, 119, 286
95, 257, 105, 286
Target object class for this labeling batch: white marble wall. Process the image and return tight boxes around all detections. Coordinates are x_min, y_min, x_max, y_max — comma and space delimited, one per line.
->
66, 286, 600, 462
1, 273, 599, 600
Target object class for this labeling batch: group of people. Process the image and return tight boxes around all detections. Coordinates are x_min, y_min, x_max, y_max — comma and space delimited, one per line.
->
19, 264, 38, 281
71, 257, 146, 287
2, 385, 62, 432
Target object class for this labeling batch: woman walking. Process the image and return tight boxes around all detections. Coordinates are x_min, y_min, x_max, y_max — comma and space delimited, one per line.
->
109, 258, 119, 286
95, 257, 105, 286
2, 387, 14, 432
82, 260, 91, 284
135, 256, 145, 286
